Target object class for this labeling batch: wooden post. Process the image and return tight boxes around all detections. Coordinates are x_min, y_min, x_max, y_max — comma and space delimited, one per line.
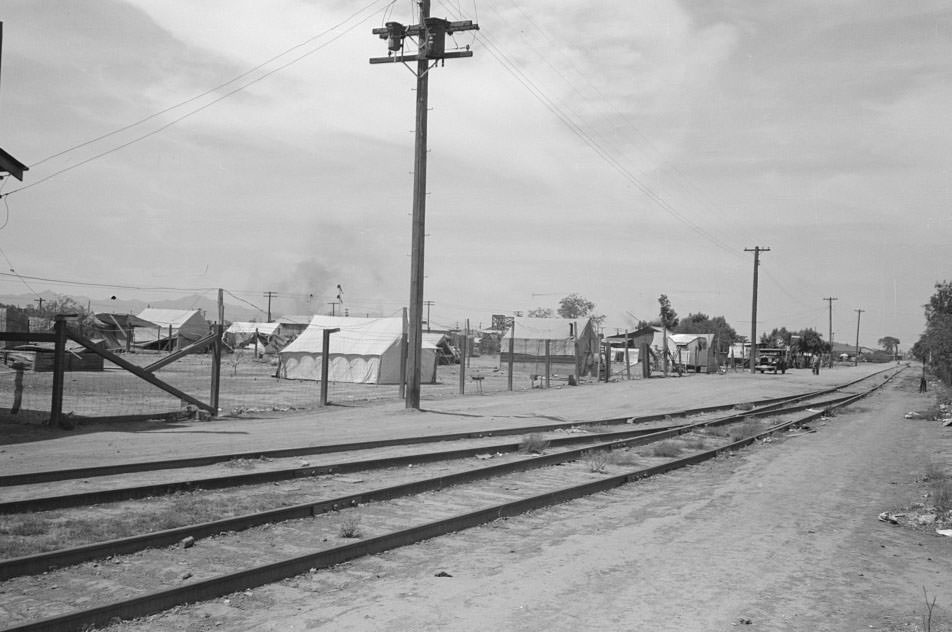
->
544, 339, 551, 389
168, 324, 174, 352
507, 320, 515, 391
623, 331, 630, 380
50, 316, 67, 428
641, 343, 650, 378
320, 328, 339, 406
254, 328, 259, 359
209, 288, 223, 416
604, 341, 611, 382
399, 307, 408, 400
459, 322, 468, 394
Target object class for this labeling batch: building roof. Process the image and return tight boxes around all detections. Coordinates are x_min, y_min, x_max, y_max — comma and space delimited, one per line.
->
281, 315, 435, 356
136, 308, 203, 328
225, 321, 280, 336
0, 146, 28, 181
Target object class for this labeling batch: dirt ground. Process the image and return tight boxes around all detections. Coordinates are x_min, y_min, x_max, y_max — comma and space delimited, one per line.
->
6, 364, 952, 631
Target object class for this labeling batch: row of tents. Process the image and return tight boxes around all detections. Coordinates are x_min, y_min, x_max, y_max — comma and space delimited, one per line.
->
78, 310, 723, 384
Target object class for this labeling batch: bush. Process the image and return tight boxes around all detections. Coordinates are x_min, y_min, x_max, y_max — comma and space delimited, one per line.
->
520, 433, 549, 454
338, 514, 362, 539
652, 440, 682, 457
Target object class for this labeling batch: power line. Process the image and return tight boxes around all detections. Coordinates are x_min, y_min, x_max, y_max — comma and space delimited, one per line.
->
1, 1, 395, 199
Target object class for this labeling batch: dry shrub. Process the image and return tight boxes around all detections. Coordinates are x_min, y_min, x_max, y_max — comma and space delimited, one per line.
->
652, 440, 682, 458
585, 450, 612, 473
520, 433, 549, 454
729, 420, 763, 443
338, 514, 361, 538
926, 462, 951, 513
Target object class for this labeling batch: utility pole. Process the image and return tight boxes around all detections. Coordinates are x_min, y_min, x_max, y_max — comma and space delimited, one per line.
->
744, 246, 770, 374
327, 302, 337, 317
823, 297, 838, 368
424, 300, 435, 332
33, 297, 44, 312
371, 3, 478, 410
854, 308, 864, 366
263, 291, 277, 322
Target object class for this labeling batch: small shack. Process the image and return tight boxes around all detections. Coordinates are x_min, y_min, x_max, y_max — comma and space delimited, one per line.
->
669, 333, 716, 372
91, 313, 159, 352
277, 315, 438, 384
499, 317, 599, 380
133, 309, 210, 351
14, 339, 106, 372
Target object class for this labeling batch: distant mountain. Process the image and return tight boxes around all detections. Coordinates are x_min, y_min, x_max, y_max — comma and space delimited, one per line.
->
0, 291, 266, 323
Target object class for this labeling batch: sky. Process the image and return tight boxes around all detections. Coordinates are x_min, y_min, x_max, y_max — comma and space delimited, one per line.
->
1, 0, 951, 350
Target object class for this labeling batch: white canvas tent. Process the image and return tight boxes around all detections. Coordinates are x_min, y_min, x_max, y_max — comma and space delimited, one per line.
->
277, 315, 438, 384
133, 309, 209, 350
499, 317, 599, 378
224, 321, 279, 354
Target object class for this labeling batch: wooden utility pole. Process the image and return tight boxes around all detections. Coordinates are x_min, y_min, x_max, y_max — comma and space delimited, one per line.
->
33, 297, 44, 312
823, 296, 838, 367
371, 3, 478, 409
263, 291, 277, 322
745, 246, 770, 373
424, 300, 435, 332
327, 302, 337, 317
210, 288, 223, 415
854, 308, 864, 366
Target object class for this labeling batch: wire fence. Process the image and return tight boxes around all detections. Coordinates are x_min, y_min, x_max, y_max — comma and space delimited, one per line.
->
0, 323, 682, 429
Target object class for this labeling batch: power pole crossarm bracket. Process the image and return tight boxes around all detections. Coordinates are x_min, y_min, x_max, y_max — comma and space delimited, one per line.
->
370, 50, 473, 64
372, 20, 479, 37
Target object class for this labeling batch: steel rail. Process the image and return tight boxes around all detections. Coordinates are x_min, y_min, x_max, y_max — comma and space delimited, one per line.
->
1, 368, 902, 632
0, 391, 858, 515
0, 392, 812, 487
0, 367, 891, 488
0, 388, 877, 579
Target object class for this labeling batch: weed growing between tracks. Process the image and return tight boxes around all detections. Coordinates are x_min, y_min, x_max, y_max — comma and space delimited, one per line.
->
924, 461, 951, 514
520, 434, 549, 454
0, 490, 288, 558
338, 514, 362, 539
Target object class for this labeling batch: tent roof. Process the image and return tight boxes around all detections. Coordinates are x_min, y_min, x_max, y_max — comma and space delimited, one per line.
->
422, 332, 448, 346
502, 317, 581, 341
95, 313, 158, 329
136, 308, 203, 328
281, 315, 435, 356
225, 321, 279, 335
669, 333, 713, 346
276, 314, 314, 325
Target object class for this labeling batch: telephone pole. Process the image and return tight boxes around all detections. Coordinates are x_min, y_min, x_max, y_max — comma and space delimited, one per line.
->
854, 308, 864, 366
263, 291, 277, 322
424, 300, 435, 332
744, 246, 770, 373
33, 297, 44, 312
371, 3, 478, 410
823, 297, 838, 367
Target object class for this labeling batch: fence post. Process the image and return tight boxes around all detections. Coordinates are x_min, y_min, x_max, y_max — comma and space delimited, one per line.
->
399, 307, 408, 400
507, 320, 515, 391
625, 331, 631, 380
459, 323, 468, 394
209, 288, 224, 416
320, 328, 340, 406
50, 316, 68, 428
544, 339, 551, 389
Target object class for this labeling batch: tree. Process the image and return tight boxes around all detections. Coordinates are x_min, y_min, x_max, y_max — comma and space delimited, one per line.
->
657, 294, 679, 330
914, 281, 952, 383
877, 336, 900, 355
674, 313, 738, 356
527, 307, 554, 318
794, 328, 828, 356
557, 294, 604, 325
760, 327, 792, 347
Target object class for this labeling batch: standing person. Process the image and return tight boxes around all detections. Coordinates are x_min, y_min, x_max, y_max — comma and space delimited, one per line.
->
811, 353, 820, 375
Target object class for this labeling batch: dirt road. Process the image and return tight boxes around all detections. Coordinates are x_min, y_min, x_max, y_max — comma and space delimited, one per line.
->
83, 369, 952, 631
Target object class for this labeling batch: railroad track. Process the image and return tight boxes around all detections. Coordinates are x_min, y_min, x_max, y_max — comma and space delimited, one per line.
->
0, 368, 901, 632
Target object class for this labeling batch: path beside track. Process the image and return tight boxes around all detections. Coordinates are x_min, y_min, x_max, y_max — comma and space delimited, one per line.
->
93, 367, 952, 632
1, 365, 891, 475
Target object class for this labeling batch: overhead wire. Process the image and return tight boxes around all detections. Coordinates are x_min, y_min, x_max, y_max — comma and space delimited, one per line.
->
1, 0, 396, 199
